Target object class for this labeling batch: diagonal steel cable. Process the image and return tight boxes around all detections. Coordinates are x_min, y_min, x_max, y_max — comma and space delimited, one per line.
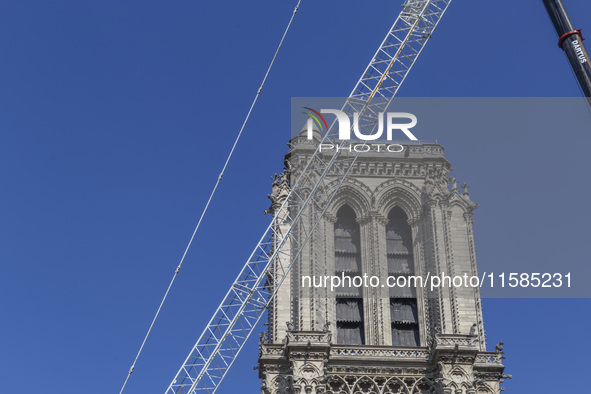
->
118, 2, 303, 393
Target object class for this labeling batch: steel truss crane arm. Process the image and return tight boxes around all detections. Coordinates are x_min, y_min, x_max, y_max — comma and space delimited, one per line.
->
165, 1, 452, 393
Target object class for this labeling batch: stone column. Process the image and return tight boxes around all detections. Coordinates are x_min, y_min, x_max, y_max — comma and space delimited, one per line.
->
323, 213, 338, 341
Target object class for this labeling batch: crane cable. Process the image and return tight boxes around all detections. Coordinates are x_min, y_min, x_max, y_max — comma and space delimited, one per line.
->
119, 2, 303, 393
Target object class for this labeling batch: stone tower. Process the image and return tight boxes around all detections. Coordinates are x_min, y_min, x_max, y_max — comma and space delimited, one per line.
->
258, 131, 508, 394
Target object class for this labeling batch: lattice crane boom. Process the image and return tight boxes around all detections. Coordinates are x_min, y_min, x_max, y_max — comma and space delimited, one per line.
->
165, 1, 452, 393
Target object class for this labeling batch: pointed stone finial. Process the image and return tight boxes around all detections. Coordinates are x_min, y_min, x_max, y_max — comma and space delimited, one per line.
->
461, 182, 469, 195
450, 177, 458, 192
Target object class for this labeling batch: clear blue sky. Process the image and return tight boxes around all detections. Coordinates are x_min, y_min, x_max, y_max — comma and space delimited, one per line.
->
1, 1, 590, 392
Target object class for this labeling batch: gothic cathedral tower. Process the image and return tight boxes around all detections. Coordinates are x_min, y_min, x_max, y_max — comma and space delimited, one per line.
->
258, 131, 508, 394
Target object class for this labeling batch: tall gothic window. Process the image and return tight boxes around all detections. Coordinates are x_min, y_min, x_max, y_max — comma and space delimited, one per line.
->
386, 207, 420, 346
334, 205, 364, 345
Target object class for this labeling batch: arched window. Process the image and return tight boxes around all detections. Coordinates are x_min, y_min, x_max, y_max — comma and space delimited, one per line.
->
386, 207, 419, 346
334, 205, 364, 345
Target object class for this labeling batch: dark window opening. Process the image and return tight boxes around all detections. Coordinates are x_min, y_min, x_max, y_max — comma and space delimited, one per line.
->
334, 205, 364, 345
387, 207, 420, 346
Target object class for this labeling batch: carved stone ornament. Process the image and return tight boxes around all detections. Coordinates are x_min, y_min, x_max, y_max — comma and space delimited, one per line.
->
265, 171, 290, 215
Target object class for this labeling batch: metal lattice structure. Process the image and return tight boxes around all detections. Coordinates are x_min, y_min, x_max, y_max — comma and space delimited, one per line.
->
165, 1, 452, 393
